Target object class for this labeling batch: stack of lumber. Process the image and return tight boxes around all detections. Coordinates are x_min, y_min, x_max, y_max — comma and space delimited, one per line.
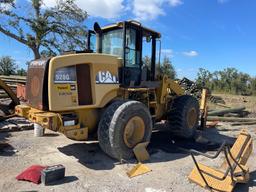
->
0, 75, 26, 98
0, 75, 26, 86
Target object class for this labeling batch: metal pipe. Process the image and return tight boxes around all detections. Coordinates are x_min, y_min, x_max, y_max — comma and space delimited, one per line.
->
208, 107, 246, 116
207, 116, 256, 122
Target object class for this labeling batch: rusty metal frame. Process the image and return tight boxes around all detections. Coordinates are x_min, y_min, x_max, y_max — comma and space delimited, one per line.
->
0, 78, 20, 121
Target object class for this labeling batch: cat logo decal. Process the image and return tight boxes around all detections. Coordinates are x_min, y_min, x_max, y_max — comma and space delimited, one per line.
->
96, 71, 119, 84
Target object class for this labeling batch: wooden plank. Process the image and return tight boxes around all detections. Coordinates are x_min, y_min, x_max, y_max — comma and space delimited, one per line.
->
0, 75, 26, 80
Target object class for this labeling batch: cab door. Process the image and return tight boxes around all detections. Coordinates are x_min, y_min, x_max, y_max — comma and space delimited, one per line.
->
121, 23, 142, 86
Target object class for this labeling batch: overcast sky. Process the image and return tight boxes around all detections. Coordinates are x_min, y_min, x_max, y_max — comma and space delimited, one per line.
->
0, 0, 256, 79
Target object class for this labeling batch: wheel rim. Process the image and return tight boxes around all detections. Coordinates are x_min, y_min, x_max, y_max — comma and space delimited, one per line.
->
187, 107, 197, 129
123, 116, 145, 148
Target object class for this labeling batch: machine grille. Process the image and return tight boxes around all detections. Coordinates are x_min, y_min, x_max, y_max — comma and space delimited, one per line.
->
26, 59, 49, 110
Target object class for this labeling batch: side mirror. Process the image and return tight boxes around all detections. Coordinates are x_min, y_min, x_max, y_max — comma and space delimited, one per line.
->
146, 36, 151, 42
94, 22, 102, 34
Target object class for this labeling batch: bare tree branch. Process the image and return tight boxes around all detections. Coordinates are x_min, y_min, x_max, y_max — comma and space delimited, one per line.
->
0, 0, 87, 59
0, 25, 28, 45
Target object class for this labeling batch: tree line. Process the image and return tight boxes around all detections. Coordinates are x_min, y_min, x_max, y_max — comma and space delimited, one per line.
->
143, 55, 177, 79
1, 54, 255, 96
196, 68, 256, 96
0, 56, 26, 76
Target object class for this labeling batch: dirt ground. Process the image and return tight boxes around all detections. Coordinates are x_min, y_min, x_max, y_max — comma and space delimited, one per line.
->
0, 95, 256, 192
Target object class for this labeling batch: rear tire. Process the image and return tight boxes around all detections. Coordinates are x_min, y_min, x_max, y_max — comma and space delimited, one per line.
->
98, 100, 152, 160
168, 95, 199, 138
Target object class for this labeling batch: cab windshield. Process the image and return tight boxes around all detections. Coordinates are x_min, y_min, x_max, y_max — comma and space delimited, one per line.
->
102, 29, 123, 58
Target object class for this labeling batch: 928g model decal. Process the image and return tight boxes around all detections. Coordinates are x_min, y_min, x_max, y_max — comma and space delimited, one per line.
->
96, 71, 119, 84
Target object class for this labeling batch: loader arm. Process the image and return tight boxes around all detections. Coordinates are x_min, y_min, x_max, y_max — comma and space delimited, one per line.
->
158, 76, 184, 104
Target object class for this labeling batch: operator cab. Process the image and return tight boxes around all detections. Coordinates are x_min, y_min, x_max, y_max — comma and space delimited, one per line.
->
88, 20, 161, 86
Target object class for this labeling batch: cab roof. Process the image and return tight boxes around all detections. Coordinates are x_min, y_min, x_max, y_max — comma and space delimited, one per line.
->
101, 20, 161, 38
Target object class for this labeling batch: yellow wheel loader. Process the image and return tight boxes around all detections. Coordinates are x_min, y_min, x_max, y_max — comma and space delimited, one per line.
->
15, 20, 200, 160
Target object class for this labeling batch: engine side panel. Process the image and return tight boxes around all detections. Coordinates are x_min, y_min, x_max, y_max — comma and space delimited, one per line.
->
48, 53, 121, 111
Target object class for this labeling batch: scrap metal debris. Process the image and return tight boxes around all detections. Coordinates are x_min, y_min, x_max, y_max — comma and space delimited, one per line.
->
188, 130, 253, 192
0, 77, 21, 122
178, 77, 225, 105
178, 77, 203, 98
0, 117, 34, 132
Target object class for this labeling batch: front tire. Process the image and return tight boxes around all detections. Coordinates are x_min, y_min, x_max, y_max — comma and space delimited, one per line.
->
98, 100, 152, 160
168, 95, 199, 138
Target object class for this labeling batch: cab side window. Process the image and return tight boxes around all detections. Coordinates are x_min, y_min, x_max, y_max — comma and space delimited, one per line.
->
125, 28, 140, 68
